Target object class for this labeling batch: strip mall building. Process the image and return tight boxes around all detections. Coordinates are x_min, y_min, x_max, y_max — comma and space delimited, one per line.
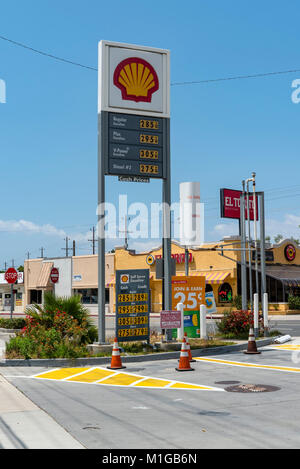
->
22, 237, 300, 314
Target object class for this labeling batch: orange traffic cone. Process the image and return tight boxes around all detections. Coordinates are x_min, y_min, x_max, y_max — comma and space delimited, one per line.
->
244, 327, 261, 355
107, 338, 126, 369
184, 332, 196, 363
175, 337, 194, 372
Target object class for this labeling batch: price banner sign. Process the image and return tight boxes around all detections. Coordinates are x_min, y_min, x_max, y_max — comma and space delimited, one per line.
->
172, 276, 205, 311
171, 276, 206, 338
115, 269, 150, 342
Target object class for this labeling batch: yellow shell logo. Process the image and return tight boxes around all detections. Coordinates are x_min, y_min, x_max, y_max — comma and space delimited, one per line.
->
113, 57, 159, 103
120, 274, 129, 284
146, 254, 154, 265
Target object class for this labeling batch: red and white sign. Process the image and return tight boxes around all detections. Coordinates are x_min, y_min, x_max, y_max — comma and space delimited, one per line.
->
50, 267, 59, 284
4, 268, 18, 284
160, 310, 182, 329
220, 188, 258, 220
98, 41, 170, 118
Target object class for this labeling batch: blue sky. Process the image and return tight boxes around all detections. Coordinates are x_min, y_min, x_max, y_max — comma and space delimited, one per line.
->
1, 0, 300, 266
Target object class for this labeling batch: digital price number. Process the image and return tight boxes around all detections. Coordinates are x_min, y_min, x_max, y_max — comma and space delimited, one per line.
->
118, 293, 148, 303
140, 119, 159, 130
140, 164, 159, 174
140, 149, 158, 160
118, 316, 148, 326
118, 328, 149, 338
118, 304, 148, 314
140, 134, 159, 145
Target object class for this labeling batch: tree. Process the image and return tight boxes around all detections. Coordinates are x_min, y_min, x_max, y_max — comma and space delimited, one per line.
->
274, 234, 283, 244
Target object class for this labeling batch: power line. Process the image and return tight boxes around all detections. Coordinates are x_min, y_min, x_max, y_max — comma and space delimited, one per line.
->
0, 34, 97, 71
1, 33, 300, 85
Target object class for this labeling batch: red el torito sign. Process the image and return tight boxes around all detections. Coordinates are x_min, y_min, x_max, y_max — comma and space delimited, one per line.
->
220, 188, 258, 220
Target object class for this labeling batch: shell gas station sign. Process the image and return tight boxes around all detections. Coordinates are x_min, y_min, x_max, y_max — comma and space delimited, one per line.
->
97, 40, 172, 343
98, 41, 170, 180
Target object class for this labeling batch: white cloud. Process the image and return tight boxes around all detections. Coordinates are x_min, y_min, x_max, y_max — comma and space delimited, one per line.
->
209, 213, 300, 242
0, 219, 66, 237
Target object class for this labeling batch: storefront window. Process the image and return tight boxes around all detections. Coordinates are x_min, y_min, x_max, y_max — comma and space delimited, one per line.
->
218, 283, 233, 303
30, 290, 42, 304
205, 284, 213, 293
74, 289, 109, 304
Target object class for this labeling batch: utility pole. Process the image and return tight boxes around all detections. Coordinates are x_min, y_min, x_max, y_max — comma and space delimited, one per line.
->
73, 240, 76, 256
119, 216, 131, 251
26, 251, 30, 260
4, 262, 7, 271
252, 172, 259, 299
40, 247, 45, 258
240, 182, 247, 311
62, 237, 71, 257
88, 227, 97, 255
246, 177, 254, 313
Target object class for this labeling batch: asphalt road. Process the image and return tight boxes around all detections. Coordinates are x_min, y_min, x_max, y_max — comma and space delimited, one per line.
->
1, 344, 300, 449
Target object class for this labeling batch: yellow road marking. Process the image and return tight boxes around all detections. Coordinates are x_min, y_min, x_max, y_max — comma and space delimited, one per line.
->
67, 368, 114, 383
101, 373, 143, 386
169, 383, 212, 390
34, 368, 90, 380
133, 378, 172, 388
269, 344, 300, 351
194, 357, 300, 373
31, 367, 224, 391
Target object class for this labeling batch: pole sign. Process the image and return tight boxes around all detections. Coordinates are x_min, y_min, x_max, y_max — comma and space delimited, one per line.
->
4, 268, 18, 284
220, 188, 258, 220
97, 40, 171, 344
98, 41, 170, 180
50, 267, 59, 284
115, 269, 150, 342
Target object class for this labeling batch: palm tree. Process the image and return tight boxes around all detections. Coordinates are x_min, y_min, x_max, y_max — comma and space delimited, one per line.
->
25, 291, 97, 343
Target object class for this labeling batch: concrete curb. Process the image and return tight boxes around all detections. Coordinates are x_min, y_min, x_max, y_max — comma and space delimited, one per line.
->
0, 337, 274, 368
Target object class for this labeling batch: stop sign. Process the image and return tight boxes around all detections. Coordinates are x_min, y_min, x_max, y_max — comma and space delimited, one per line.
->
50, 267, 59, 284
5, 268, 18, 284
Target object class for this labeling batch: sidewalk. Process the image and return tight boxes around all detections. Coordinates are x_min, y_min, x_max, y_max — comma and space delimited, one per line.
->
0, 374, 84, 448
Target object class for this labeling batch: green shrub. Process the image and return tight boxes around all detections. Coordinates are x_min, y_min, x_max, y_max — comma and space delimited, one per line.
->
5, 298, 93, 359
217, 310, 254, 339
288, 295, 300, 310
232, 295, 242, 310
0, 318, 26, 329
25, 291, 97, 344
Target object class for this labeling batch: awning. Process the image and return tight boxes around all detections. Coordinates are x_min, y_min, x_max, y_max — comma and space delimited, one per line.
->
176, 271, 231, 284
263, 265, 300, 288
36, 262, 53, 288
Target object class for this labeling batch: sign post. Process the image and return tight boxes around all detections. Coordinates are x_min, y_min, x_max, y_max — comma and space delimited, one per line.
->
5, 268, 18, 320
98, 41, 170, 343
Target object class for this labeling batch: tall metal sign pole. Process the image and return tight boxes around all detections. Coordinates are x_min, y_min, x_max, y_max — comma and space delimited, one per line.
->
98, 41, 170, 343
